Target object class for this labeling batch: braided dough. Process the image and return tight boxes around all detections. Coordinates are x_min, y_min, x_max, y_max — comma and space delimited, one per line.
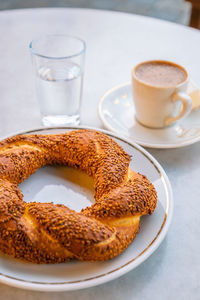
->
0, 129, 157, 263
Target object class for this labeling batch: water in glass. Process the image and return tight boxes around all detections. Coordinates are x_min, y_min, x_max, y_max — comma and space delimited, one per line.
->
36, 61, 83, 126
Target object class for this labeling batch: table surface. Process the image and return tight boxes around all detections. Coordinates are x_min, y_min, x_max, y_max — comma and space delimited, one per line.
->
0, 7, 200, 300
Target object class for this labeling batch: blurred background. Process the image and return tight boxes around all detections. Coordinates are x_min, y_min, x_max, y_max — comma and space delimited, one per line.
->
0, 0, 199, 29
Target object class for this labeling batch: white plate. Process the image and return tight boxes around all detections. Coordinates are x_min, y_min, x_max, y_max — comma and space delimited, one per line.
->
99, 82, 200, 148
0, 126, 173, 291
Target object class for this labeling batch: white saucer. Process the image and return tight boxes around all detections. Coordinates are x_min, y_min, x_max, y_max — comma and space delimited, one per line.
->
0, 126, 173, 291
99, 82, 200, 148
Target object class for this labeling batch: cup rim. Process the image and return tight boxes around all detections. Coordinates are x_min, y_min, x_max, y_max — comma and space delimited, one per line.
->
29, 34, 86, 60
132, 60, 189, 89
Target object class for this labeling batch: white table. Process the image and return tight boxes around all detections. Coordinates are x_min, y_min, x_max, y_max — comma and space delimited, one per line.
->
0, 8, 200, 300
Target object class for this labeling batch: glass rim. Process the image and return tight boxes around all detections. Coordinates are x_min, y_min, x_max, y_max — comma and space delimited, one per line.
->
29, 34, 86, 60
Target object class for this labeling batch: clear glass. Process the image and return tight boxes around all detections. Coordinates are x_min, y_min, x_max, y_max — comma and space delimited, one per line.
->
30, 35, 86, 126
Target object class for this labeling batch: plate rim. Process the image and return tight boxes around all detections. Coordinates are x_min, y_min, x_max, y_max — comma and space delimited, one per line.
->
0, 126, 173, 291
98, 82, 200, 149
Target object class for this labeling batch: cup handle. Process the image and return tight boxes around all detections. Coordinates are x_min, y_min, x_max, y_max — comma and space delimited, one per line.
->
165, 92, 193, 126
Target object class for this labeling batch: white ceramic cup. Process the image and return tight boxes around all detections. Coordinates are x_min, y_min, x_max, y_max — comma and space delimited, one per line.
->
132, 60, 192, 128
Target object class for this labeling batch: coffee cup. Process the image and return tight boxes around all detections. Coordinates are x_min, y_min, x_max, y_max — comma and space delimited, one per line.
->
132, 60, 192, 128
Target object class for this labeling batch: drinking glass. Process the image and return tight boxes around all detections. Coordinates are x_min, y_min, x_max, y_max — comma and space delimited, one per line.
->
30, 35, 86, 126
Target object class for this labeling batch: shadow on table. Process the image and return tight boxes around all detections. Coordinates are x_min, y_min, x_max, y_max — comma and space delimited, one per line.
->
146, 140, 200, 175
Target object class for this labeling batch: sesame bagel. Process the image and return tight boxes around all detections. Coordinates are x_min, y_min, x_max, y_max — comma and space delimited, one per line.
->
0, 129, 157, 263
